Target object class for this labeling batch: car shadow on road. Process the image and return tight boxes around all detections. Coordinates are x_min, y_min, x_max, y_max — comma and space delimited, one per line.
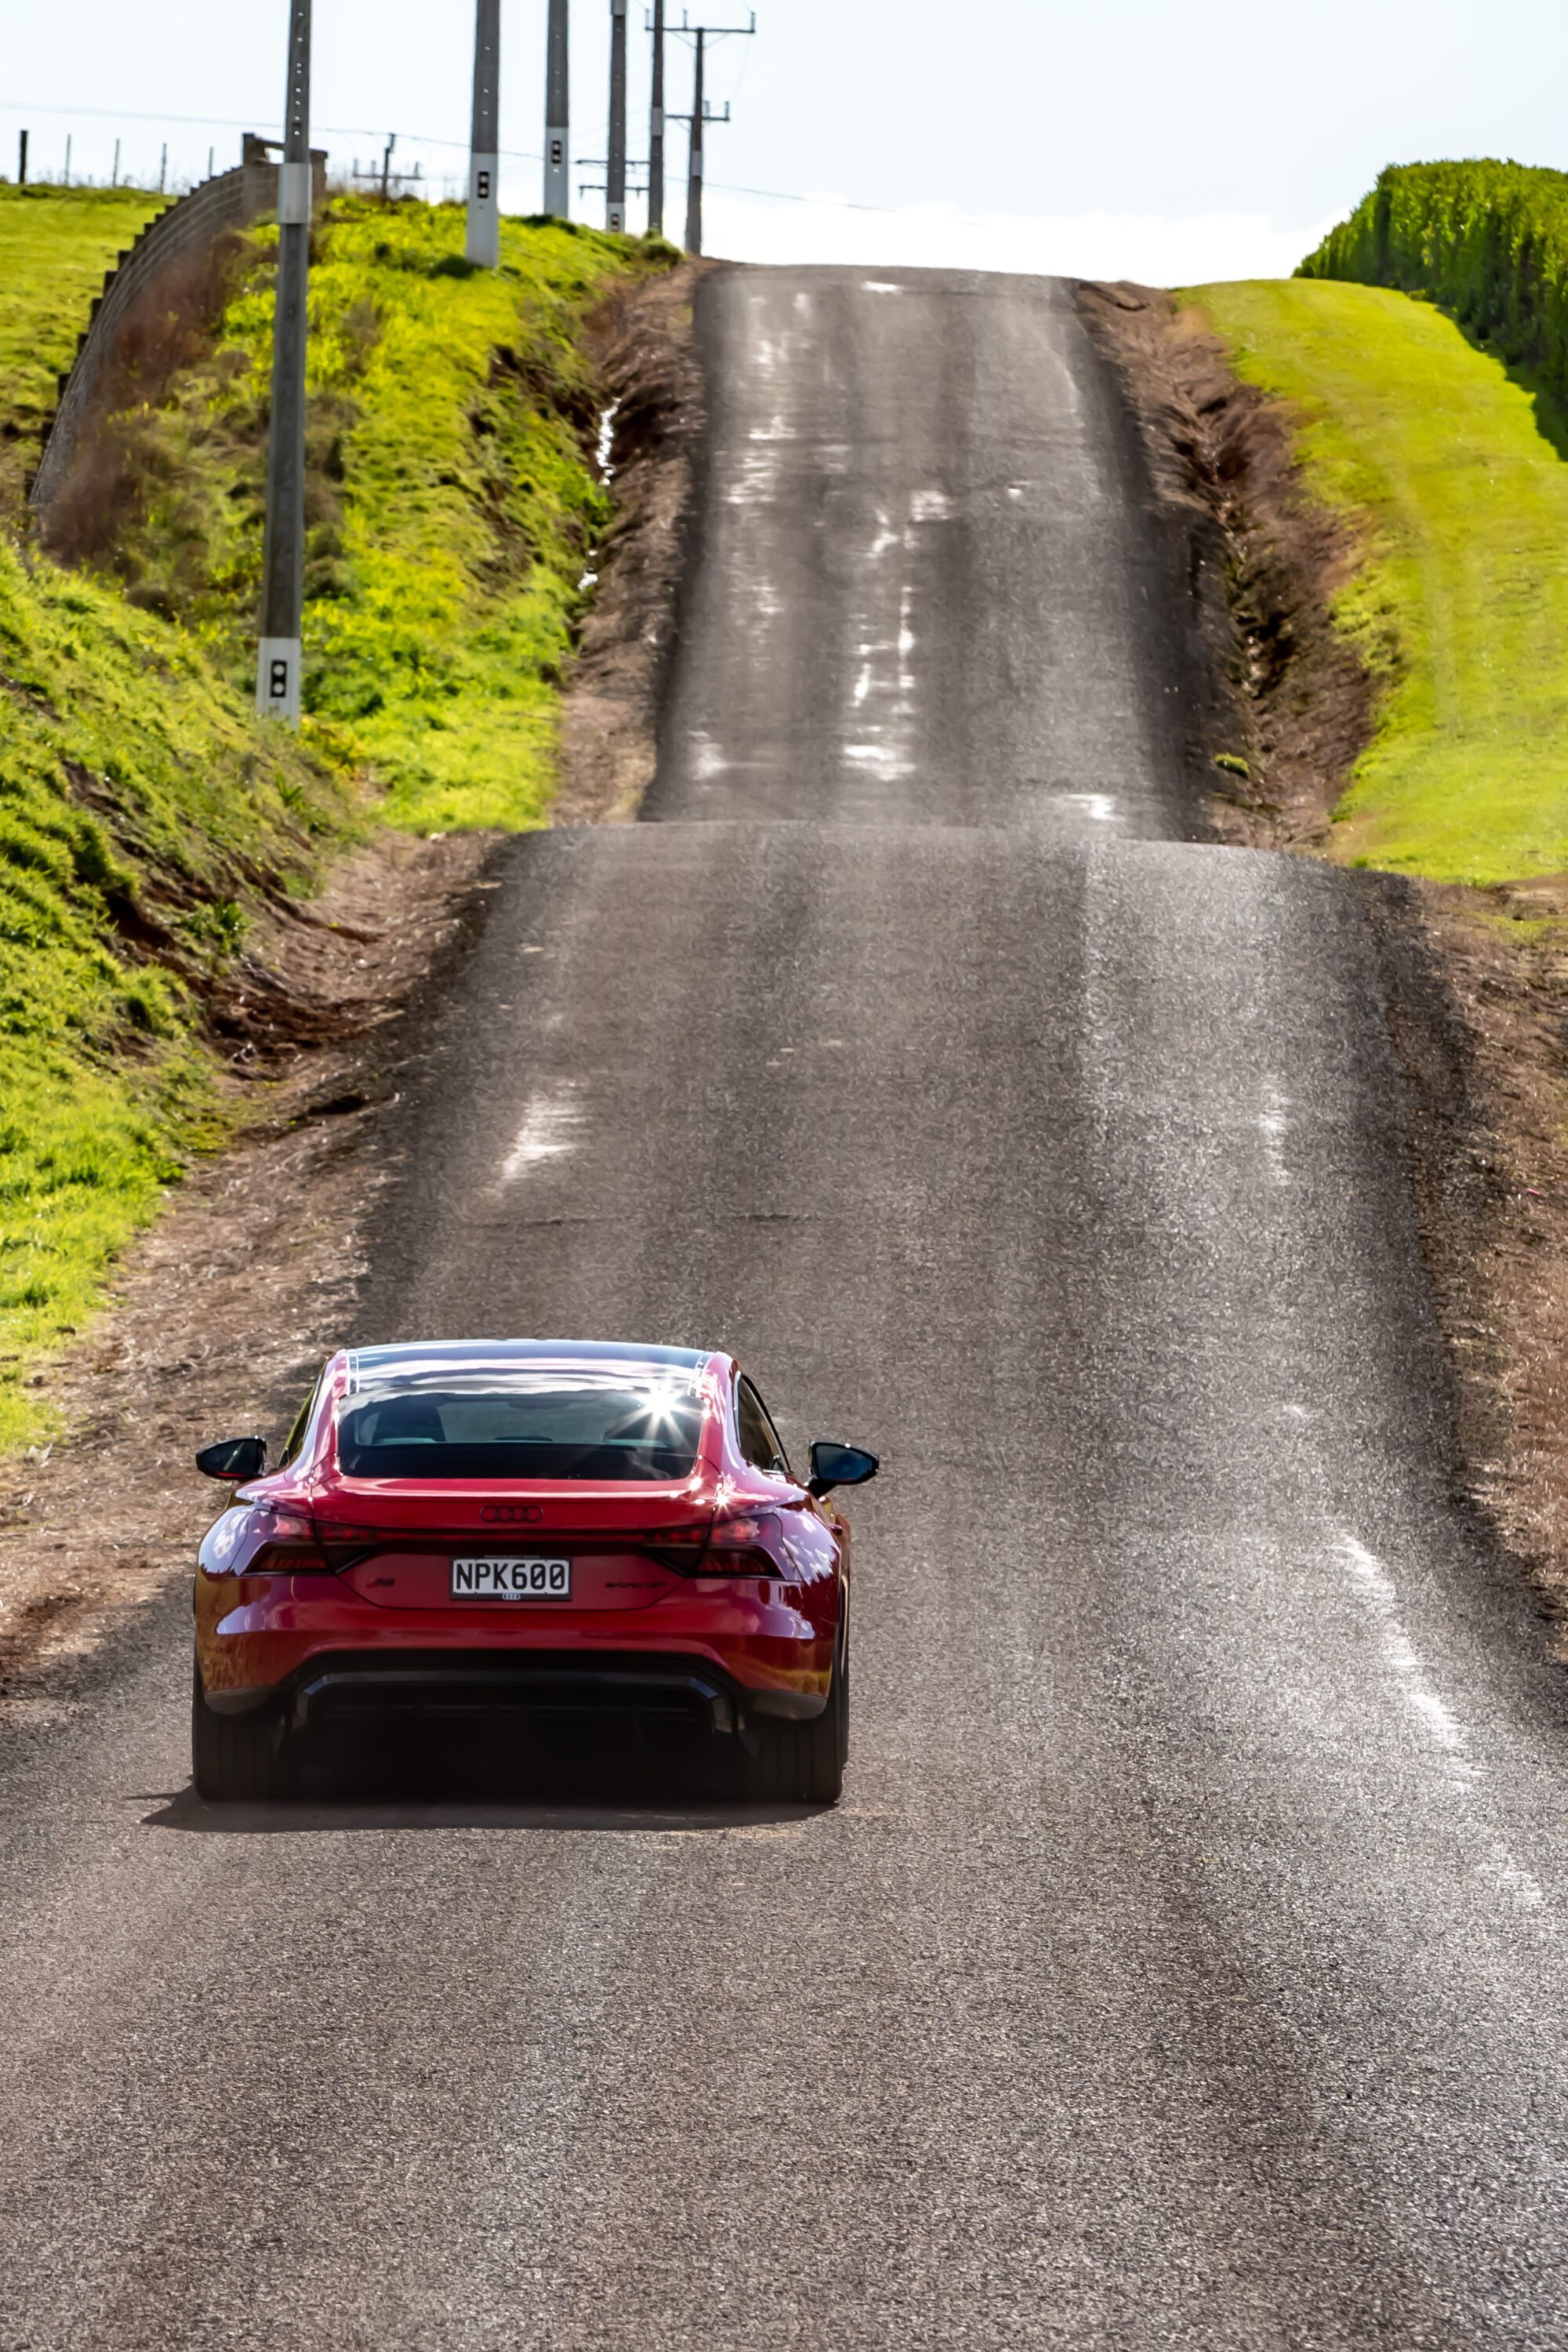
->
140, 1785, 824, 1835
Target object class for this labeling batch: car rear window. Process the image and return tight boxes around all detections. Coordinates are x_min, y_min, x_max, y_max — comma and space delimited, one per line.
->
336, 1373, 706, 1482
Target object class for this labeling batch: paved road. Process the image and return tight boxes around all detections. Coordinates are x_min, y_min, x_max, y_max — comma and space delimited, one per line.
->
647, 270, 1207, 834
3, 267, 1568, 2349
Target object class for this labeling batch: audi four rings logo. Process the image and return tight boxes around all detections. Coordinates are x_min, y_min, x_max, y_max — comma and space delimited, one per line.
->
481, 1504, 545, 1524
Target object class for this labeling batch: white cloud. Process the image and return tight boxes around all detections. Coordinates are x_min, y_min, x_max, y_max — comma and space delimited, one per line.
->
701, 192, 1344, 289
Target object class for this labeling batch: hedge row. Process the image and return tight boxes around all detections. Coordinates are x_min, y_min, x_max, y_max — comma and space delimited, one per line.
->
1298, 161, 1568, 401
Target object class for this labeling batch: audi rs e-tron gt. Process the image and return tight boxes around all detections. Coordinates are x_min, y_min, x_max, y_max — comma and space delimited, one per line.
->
192, 1340, 878, 1803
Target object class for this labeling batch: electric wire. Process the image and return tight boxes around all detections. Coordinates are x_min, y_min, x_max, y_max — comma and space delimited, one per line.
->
0, 94, 949, 220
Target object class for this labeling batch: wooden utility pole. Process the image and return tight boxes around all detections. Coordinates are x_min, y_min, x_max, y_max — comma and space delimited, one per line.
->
677, 13, 754, 256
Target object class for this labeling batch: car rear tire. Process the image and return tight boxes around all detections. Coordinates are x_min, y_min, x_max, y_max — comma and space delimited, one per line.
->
745, 1649, 847, 1806
191, 1657, 291, 1801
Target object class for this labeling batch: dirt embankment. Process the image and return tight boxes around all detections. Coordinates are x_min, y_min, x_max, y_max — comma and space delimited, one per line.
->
1078, 281, 1376, 846
553, 261, 714, 825
1080, 279, 1568, 1623
0, 266, 706, 1700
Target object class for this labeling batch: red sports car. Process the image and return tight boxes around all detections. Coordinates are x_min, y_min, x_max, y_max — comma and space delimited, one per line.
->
191, 1340, 877, 1804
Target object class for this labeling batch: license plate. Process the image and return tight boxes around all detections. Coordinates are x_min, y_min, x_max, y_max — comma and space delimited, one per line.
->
451, 1556, 572, 1602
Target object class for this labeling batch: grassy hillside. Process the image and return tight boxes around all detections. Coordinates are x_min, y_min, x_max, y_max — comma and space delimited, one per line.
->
0, 184, 165, 524
1185, 277, 1568, 884
57, 198, 652, 832
0, 195, 657, 1449
0, 539, 354, 1453
1299, 161, 1568, 410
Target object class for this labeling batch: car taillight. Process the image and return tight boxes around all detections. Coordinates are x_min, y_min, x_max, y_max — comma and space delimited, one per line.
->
644, 1523, 713, 1573
242, 1511, 378, 1577
706, 1508, 785, 1579
314, 1530, 384, 1574
642, 1511, 789, 1578
241, 1510, 327, 1574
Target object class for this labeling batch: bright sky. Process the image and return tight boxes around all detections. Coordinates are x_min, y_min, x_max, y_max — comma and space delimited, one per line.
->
4, 0, 1567, 283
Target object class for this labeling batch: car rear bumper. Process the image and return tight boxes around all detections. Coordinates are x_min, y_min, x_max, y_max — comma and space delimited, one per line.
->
195, 1573, 837, 1725
208, 1649, 828, 1730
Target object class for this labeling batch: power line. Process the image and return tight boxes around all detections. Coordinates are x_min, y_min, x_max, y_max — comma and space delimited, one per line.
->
0, 96, 490, 155
0, 91, 950, 224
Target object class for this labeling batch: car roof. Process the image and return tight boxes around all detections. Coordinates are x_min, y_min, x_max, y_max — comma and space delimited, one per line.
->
343, 1340, 713, 1392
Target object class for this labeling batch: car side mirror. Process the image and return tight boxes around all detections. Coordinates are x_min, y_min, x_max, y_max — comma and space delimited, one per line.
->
808, 1441, 880, 1499
195, 1435, 267, 1483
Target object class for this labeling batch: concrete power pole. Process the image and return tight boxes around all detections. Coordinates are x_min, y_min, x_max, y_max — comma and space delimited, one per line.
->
256, 0, 313, 724
648, 0, 665, 237
607, 0, 628, 231
685, 30, 706, 256
544, 0, 570, 217
466, 0, 501, 267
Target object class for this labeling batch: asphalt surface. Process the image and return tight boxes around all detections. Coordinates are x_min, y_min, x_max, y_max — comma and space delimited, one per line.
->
4, 267, 1568, 2348
646, 270, 1207, 834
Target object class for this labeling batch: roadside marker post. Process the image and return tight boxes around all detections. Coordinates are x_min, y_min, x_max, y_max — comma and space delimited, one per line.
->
256, 0, 313, 727
544, 0, 570, 217
467, 0, 502, 267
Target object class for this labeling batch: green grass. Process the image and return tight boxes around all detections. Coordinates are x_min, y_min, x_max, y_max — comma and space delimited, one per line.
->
0, 194, 662, 1448
1298, 162, 1568, 412
0, 535, 354, 1452
0, 183, 165, 524
82, 199, 658, 831
303, 205, 641, 830
1185, 278, 1568, 884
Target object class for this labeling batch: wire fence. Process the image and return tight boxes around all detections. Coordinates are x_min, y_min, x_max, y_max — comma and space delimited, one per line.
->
0, 103, 517, 207
0, 96, 899, 226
